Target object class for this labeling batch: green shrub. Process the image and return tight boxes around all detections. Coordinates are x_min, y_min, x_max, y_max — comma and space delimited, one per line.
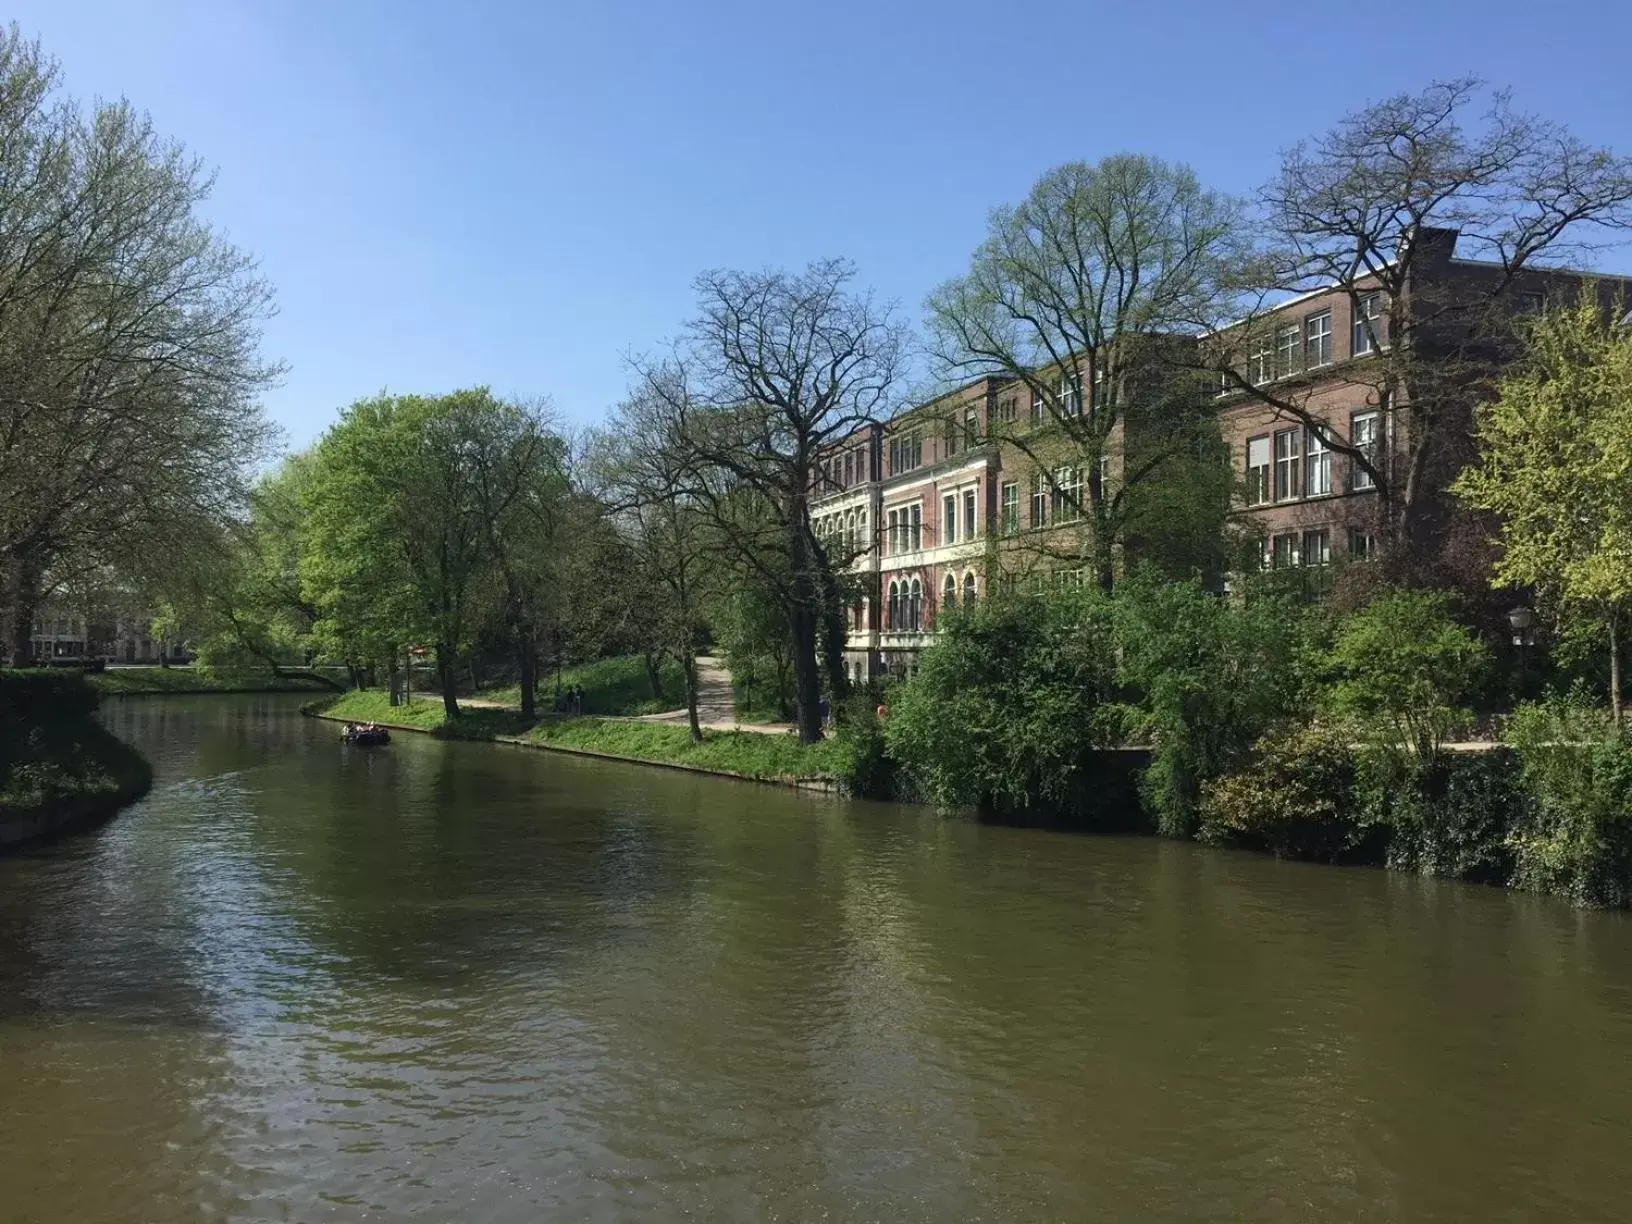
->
1325, 589, 1487, 764
1364, 750, 1523, 883
1198, 726, 1364, 860
884, 588, 1123, 812
1115, 571, 1322, 837
0, 669, 99, 725
836, 694, 893, 799
1505, 700, 1632, 907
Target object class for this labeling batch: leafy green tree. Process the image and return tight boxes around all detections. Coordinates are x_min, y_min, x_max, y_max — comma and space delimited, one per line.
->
0, 28, 280, 664
1453, 292, 1632, 724
304, 391, 511, 716
927, 154, 1243, 590
1114, 571, 1320, 837
1325, 589, 1488, 764
155, 454, 318, 674
885, 587, 1122, 811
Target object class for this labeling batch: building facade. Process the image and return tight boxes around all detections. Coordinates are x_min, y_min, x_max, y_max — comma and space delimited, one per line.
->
815, 227, 1632, 673
1213, 227, 1632, 587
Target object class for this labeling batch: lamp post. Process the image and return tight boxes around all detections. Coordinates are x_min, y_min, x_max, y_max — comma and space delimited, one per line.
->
1508, 605, 1536, 693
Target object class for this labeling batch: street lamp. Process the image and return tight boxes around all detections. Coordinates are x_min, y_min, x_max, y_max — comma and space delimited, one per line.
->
1507, 605, 1536, 646
1508, 605, 1536, 693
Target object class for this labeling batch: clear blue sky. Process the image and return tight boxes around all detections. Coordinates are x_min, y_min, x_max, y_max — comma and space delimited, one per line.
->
12, 0, 1632, 450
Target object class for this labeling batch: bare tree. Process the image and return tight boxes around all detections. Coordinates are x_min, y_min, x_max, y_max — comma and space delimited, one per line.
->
927, 154, 1244, 590
1203, 79, 1632, 578
0, 27, 281, 664
591, 383, 714, 742
636, 259, 905, 744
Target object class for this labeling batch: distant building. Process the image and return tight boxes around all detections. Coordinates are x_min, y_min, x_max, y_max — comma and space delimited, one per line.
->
28, 603, 183, 664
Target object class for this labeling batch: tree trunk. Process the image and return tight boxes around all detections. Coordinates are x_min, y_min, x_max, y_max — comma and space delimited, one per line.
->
682, 651, 703, 744
644, 651, 665, 700
1612, 612, 1622, 730
3, 549, 42, 668
789, 601, 823, 744
354, 661, 370, 693
436, 642, 461, 718
516, 625, 537, 720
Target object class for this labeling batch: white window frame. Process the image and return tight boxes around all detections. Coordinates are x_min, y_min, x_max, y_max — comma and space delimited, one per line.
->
1305, 310, 1333, 368
1352, 292, 1383, 356
1246, 436, 1271, 506
1351, 412, 1378, 490
1306, 427, 1332, 496
1274, 428, 1302, 502
1000, 481, 1019, 534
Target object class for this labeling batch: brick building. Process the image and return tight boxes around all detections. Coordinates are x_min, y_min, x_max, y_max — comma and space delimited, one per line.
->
814, 226, 1632, 674
1212, 227, 1632, 586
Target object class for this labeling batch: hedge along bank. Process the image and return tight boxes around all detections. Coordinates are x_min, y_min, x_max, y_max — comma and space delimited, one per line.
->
0, 671, 153, 849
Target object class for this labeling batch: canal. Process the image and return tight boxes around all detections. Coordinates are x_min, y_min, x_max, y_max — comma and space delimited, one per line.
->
3, 696, 1632, 1221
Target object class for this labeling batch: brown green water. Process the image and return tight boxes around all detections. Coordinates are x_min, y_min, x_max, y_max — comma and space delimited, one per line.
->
3, 696, 1632, 1221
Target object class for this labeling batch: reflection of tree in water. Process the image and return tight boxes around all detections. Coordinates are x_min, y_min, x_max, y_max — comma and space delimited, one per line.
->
255, 733, 707, 991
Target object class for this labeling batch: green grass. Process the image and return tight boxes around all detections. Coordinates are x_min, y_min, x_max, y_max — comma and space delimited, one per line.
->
481, 655, 685, 716
525, 718, 850, 780
315, 689, 848, 781
91, 668, 335, 696
318, 689, 536, 737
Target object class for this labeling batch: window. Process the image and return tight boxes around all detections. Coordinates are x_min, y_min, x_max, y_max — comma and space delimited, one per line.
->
963, 488, 977, 541
1305, 311, 1333, 367
1351, 412, 1378, 489
1249, 334, 1274, 385
889, 431, 922, 475
887, 509, 900, 553
943, 493, 958, 546
1349, 528, 1378, 560
888, 581, 901, 629
1054, 465, 1083, 523
909, 503, 922, 551
1302, 530, 1330, 567
1091, 365, 1109, 418
1000, 481, 1020, 534
1097, 453, 1112, 490
943, 572, 957, 613
1246, 436, 1271, 506
1274, 428, 1302, 501
1518, 290, 1545, 315
1059, 372, 1083, 417
997, 396, 1017, 424
1306, 426, 1332, 496
1058, 568, 1085, 589
1030, 471, 1049, 528
1272, 533, 1301, 569
963, 571, 977, 606
964, 406, 981, 445
944, 419, 960, 458
1031, 386, 1046, 426
843, 452, 853, 487
908, 579, 922, 630
1353, 293, 1383, 355
1275, 324, 1301, 378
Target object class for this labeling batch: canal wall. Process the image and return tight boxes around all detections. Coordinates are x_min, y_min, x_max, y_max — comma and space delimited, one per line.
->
0, 671, 153, 852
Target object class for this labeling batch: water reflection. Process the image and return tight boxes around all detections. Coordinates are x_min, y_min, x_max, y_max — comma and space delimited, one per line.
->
0, 696, 1630, 1220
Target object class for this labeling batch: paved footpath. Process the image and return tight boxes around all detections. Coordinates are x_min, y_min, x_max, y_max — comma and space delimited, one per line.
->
632, 656, 795, 736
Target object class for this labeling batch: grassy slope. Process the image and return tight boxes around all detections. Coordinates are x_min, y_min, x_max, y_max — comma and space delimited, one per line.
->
92, 668, 334, 696
317, 689, 846, 781
480, 655, 685, 716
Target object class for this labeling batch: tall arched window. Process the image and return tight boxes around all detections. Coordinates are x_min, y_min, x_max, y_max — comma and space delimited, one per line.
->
908, 579, 923, 630
963, 571, 978, 606
888, 581, 900, 630
943, 572, 957, 614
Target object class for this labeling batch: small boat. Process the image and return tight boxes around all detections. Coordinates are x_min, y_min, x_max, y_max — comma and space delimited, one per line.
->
341, 725, 391, 746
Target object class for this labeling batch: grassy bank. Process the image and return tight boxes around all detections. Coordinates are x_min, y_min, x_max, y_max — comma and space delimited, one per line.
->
316, 689, 847, 782
92, 667, 336, 697
1, 671, 152, 848
480, 655, 684, 716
